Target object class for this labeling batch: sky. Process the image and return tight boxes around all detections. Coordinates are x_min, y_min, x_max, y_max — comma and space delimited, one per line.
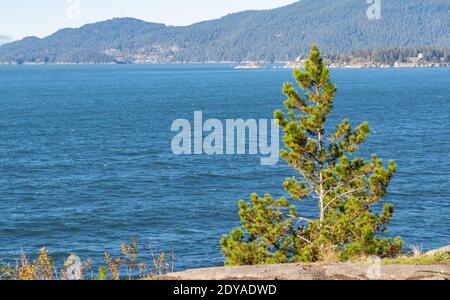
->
0, 0, 298, 41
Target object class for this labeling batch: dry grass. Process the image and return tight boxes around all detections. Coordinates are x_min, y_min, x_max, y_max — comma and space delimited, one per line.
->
319, 245, 339, 263
409, 244, 423, 258
0, 237, 174, 280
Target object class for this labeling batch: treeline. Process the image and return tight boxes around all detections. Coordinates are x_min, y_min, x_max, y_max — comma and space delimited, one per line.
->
328, 47, 450, 65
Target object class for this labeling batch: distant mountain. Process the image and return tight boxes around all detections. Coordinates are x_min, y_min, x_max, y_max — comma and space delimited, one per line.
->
0, 34, 12, 46
0, 0, 448, 64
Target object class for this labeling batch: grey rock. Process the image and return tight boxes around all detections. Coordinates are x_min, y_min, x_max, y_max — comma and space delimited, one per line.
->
157, 263, 450, 280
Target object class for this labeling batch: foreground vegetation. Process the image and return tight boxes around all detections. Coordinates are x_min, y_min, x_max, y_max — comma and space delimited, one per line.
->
383, 250, 450, 266
222, 45, 403, 265
0, 237, 174, 280
1, 244, 447, 280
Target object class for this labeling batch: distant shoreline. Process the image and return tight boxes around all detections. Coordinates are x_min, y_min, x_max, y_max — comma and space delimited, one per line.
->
1, 62, 449, 69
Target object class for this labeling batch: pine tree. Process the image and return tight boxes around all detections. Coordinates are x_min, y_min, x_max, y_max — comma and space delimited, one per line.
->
221, 45, 403, 265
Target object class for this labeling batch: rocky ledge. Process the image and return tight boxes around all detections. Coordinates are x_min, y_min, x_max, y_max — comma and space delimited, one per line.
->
158, 263, 450, 280
155, 245, 450, 280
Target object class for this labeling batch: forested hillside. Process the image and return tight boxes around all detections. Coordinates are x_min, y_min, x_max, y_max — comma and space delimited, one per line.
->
0, 0, 448, 64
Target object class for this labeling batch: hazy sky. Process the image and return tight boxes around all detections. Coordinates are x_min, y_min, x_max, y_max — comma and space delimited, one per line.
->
0, 0, 298, 40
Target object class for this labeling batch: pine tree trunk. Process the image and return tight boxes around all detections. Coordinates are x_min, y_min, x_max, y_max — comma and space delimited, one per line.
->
318, 130, 325, 222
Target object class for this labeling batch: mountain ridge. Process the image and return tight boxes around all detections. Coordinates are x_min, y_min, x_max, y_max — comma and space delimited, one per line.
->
0, 0, 448, 64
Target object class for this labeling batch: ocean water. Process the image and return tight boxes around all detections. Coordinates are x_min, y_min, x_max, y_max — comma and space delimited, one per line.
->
0, 65, 448, 270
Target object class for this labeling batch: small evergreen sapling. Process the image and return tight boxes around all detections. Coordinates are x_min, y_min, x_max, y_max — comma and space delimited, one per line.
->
221, 45, 403, 265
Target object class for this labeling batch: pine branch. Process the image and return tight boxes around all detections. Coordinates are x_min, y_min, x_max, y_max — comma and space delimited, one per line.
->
323, 188, 365, 211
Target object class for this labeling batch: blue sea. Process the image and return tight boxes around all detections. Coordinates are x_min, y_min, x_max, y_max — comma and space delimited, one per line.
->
0, 65, 448, 271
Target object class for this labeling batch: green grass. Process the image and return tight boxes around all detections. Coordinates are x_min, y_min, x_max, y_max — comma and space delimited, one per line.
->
382, 251, 450, 265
